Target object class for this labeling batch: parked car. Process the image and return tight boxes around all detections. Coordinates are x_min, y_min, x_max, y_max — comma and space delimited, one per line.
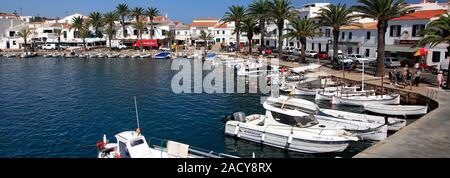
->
268, 46, 278, 53
59, 44, 69, 50
314, 52, 329, 59
292, 48, 301, 55
305, 50, 318, 58
385, 57, 401, 68
283, 46, 296, 54
42, 44, 56, 50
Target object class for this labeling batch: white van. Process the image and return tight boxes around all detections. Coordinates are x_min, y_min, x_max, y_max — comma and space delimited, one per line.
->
42, 44, 56, 50
328, 50, 344, 59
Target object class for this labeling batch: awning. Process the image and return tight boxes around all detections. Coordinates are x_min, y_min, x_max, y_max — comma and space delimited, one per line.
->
385, 45, 419, 53
414, 48, 428, 56
132, 39, 158, 47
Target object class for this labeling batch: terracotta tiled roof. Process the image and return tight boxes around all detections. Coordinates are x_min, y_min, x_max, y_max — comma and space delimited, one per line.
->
194, 18, 219, 21
191, 22, 217, 27
392, 9, 447, 21
138, 16, 167, 23
214, 23, 227, 28
0, 13, 17, 17
341, 22, 377, 30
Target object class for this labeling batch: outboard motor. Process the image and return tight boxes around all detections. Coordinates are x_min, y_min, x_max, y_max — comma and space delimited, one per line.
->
223, 112, 246, 123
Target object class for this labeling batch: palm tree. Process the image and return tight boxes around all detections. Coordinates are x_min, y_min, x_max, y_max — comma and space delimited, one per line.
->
414, 15, 450, 89
79, 25, 91, 48
133, 22, 145, 51
17, 28, 31, 52
88, 12, 103, 37
284, 18, 322, 63
354, 0, 413, 77
103, 12, 119, 49
53, 29, 63, 51
318, 4, 359, 61
222, 5, 246, 52
199, 31, 213, 57
269, 0, 294, 60
146, 7, 160, 39
130, 7, 145, 23
70, 16, 84, 33
248, 0, 271, 48
240, 17, 260, 54
116, 3, 129, 38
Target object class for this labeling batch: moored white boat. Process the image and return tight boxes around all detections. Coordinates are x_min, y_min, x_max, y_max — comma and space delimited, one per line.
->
315, 90, 376, 101
141, 53, 152, 58
5, 53, 16, 58
364, 104, 428, 116
224, 102, 358, 153
131, 54, 141, 58
332, 94, 401, 106
119, 54, 130, 58
107, 53, 119, 58
265, 96, 388, 140
97, 130, 237, 158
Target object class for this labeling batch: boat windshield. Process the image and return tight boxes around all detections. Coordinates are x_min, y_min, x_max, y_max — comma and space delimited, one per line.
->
130, 139, 145, 147
271, 111, 318, 128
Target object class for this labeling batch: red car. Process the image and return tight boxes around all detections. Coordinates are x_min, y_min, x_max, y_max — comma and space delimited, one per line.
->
314, 52, 329, 59
258, 47, 272, 55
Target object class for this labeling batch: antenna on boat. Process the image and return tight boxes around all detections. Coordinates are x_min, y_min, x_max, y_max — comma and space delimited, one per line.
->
134, 96, 141, 134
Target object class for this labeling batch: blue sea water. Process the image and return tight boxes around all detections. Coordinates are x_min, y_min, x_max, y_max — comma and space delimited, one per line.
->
0, 57, 373, 158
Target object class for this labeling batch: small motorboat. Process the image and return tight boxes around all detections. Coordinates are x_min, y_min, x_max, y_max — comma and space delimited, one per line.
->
5, 53, 16, 58
107, 53, 119, 58
43, 54, 53, 58
97, 53, 106, 58
154, 51, 171, 59
315, 90, 376, 101
52, 53, 62, 58
224, 102, 358, 153
364, 104, 428, 116
119, 54, 130, 58
140, 54, 152, 58
77, 54, 87, 58
131, 54, 141, 58
89, 54, 98, 58
20, 52, 36, 58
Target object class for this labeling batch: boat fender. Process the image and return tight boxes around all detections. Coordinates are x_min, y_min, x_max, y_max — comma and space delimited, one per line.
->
234, 124, 240, 137
96, 141, 105, 150
287, 133, 293, 144
114, 153, 120, 158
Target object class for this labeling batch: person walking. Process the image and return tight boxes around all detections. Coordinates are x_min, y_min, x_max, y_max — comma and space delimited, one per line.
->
389, 70, 394, 85
414, 70, 422, 87
406, 69, 413, 90
437, 71, 444, 89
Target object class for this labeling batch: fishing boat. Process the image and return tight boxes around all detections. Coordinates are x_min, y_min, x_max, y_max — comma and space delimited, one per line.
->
89, 53, 98, 58
97, 53, 106, 58
292, 86, 317, 96
315, 90, 376, 101
119, 54, 130, 58
292, 85, 358, 96
43, 54, 53, 58
97, 130, 238, 158
331, 94, 401, 106
97, 97, 238, 158
107, 53, 119, 58
224, 102, 358, 153
140, 53, 152, 58
267, 95, 406, 132
265, 96, 388, 140
77, 53, 88, 58
131, 53, 141, 59
52, 53, 62, 58
364, 104, 428, 116
5, 53, 16, 58
290, 63, 321, 74
154, 51, 171, 59
20, 52, 36, 58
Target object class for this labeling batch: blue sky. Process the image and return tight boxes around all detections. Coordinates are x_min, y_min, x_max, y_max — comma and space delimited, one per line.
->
0, 0, 444, 23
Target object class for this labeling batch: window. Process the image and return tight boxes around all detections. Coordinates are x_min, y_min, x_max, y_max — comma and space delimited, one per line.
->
124, 30, 128, 36
318, 43, 322, 52
119, 142, 130, 158
289, 42, 294, 46
348, 47, 353, 54
365, 49, 370, 57
349, 32, 352, 40
13, 41, 16, 45
222, 31, 225, 34
222, 38, 225, 42
326, 44, 329, 52
133, 30, 138, 35
356, 48, 360, 54
341, 32, 345, 39
311, 43, 315, 50
63, 31, 67, 38
271, 111, 316, 127
366, 31, 371, 40
432, 51, 441, 62
390, 25, 401, 37
217, 31, 219, 35
216, 38, 220, 42
325, 29, 331, 37
130, 139, 145, 147
177, 31, 180, 35
266, 40, 270, 46
9, 31, 15, 37
412, 24, 425, 37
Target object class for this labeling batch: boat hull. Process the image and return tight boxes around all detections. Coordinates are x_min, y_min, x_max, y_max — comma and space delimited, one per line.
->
364, 104, 428, 116
331, 95, 400, 106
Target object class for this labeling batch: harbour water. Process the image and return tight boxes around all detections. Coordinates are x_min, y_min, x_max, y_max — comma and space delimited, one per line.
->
0, 57, 374, 158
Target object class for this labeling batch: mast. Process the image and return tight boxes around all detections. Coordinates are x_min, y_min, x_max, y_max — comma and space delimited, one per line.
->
134, 96, 140, 129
